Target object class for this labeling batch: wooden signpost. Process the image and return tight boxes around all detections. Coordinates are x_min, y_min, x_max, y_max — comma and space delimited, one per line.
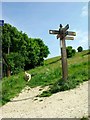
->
49, 24, 76, 80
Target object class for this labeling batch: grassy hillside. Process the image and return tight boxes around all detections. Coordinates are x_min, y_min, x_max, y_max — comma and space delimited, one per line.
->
0, 50, 89, 106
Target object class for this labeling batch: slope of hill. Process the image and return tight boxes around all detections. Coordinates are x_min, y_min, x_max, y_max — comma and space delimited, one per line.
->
1, 50, 89, 106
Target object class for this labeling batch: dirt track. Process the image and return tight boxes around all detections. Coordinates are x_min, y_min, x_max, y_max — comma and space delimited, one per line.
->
0, 81, 89, 119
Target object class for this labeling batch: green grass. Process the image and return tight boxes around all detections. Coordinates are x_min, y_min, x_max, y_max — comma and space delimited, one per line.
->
39, 61, 89, 97
1, 50, 89, 106
1, 72, 27, 105
28, 66, 61, 87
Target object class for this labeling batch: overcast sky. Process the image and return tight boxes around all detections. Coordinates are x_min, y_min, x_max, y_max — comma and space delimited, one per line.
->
1, 2, 88, 58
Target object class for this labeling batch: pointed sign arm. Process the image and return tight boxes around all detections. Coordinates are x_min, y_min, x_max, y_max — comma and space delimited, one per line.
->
62, 24, 69, 32
49, 30, 59, 34
66, 31, 76, 36
65, 37, 74, 40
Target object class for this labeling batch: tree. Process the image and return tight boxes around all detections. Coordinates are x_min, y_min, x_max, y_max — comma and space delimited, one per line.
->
2, 53, 11, 77
24, 38, 50, 70
2, 23, 50, 76
77, 46, 83, 52
2, 24, 12, 54
66, 46, 76, 58
6, 52, 25, 74
72, 49, 76, 56
2, 24, 26, 76
34, 38, 50, 66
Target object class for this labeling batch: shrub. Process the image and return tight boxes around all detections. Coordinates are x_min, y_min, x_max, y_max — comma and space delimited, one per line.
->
66, 46, 76, 58
77, 46, 83, 52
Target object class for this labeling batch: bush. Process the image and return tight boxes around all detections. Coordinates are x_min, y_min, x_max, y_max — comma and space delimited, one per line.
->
77, 46, 83, 52
66, 46, 76, 58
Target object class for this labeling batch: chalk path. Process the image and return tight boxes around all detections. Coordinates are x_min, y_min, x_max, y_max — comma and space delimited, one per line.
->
0, 81, 89, 119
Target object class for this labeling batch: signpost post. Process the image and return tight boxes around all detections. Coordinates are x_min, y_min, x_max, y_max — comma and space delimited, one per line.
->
49, 24, 76, 81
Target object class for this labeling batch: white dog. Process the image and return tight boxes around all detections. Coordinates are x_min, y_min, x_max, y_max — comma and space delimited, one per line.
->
24, 71, 31, 82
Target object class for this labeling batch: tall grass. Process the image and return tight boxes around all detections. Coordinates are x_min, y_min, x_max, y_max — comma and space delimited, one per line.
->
28, 67, 61, 87
39, 61, 88, 97
1, 72, 27, 105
